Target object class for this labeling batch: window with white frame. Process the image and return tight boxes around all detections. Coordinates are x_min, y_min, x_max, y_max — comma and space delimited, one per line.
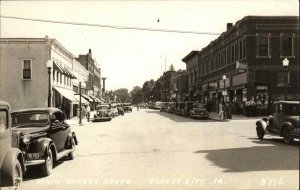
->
281, 34, 294, 57
277, 71, 290, 86
257, 34, 270, 57
22, 60, 32, 80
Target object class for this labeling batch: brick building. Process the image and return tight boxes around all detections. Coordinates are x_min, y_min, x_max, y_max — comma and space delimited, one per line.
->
182, 16, 299, 115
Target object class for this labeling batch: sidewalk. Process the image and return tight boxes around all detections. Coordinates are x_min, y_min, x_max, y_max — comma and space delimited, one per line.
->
66, 111, 96, 126
209, 111, 263, 121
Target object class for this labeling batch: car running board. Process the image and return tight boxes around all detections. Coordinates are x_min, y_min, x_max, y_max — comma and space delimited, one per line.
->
57, 149, 73, 160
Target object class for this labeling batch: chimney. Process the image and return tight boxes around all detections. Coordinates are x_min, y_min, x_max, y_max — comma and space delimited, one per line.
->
89, 49, 92, 56
102, 77, 107, 94
227, 23, 233, 30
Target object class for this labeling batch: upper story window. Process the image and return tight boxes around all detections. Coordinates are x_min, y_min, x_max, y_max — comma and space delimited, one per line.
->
277, 71, 290, 86
256, 34, 271, 58
280, 34, 294, 58
22, 60, 32, 80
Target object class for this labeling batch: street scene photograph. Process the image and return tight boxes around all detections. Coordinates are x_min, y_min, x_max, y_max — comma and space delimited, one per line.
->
0, 0, 299, 190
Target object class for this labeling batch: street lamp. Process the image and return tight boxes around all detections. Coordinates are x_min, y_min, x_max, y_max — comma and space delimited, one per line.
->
282, 58, 289, 100
46, 60, 52, 107
222, 75, 226, 120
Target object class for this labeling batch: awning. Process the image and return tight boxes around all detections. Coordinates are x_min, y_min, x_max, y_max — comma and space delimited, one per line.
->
81, 94, 93, 102
53, 62, 77, 79
54, 87, 78, 103
74, 95, 89, 105
99, 98, 105, 102
89, 95, 99, 102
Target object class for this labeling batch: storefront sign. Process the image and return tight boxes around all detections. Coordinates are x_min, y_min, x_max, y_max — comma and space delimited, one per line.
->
208, 82, 217, 91
232, 72, 247, 87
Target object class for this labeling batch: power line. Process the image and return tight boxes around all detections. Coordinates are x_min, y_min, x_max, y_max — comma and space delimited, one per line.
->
0, 15, 221, 36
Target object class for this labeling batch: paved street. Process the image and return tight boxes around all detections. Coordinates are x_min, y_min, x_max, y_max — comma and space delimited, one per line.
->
22, 109, 299, 190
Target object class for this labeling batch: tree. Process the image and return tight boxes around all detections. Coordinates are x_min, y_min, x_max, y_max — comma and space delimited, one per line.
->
130, 86, 143, 104
114, 88, 130, 103
141, 79, 155, 102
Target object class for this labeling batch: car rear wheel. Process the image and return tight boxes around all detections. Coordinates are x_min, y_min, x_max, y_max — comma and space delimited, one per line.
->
14, 160, 22, 190
41, 149, 53, 176
282, 126, 294, 144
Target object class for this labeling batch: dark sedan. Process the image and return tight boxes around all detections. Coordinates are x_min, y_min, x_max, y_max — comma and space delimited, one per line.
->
11, 107, 78, 176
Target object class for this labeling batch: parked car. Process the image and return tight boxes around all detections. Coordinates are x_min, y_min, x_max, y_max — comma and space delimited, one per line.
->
256, 101, 299, 144
175, 102, 185, 116
154, 101, 163, 110
11, 107, 78, 177
123, 104, 132, 112
0, 101, 24, 189
110, 104, 119, 117
166, 102, 176, 114
190, 103, 209, 119
160, 102, 170, 112
183, 101, 194, 117
93, 104, 112, 121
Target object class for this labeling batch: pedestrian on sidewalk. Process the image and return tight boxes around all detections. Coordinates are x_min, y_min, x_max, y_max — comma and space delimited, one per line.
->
86, 104, 91, 122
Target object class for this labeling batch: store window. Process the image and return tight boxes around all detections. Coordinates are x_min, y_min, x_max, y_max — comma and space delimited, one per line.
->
256, 34, 270, 57
22, 60, 32, 80
281, 34, 294, 57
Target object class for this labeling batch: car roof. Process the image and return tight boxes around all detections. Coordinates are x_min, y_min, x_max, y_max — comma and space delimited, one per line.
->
12, 107, 62, 115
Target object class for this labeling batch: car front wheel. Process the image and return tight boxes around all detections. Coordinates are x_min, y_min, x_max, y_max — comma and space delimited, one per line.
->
68, 138, 75, 160
41, 149, 53, 176
282, 126, 294, 144
256, 126, 265, 140
14, 160, 22, 190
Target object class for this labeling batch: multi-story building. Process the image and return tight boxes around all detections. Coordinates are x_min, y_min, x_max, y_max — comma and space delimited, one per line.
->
0, 36, 90, 118
76, 49, 102, 110
182, 16, 299, 115
170, 70, 188, 102
161, 70, 176, 102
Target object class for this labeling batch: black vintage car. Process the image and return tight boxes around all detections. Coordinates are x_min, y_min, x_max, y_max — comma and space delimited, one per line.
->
0, 101, 24, 189
93, 104, 112, 121
256, 101, 300, 144
123, 103, 132, 112
11, 107, 78, 176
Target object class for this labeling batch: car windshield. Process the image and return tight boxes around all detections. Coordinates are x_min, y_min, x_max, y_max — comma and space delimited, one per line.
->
12, 112, 49, 127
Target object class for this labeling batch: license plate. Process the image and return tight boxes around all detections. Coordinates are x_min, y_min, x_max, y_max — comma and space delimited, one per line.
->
27, 153, 41, 159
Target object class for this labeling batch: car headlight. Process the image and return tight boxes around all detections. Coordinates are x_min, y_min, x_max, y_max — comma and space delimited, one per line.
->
22, 135, 31, 144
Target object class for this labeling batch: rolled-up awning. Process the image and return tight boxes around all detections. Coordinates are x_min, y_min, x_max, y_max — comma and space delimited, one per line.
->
54, 86, 78, 103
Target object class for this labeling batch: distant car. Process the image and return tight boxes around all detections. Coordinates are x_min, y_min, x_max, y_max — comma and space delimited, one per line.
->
190, 103, 209, 119
160, 102, 170, 112
93, 104, 112, 121
166, 102, 176, 114
154, 101, 163, 110
110, 104, 119, 117
0, 101, 24, 190
256, 101, 300, 144
123, 104, 132, 112
11, 107, 78, 177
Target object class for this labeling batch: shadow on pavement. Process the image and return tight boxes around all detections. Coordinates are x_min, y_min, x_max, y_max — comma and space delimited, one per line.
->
145, 110, 221, 123
24, 161, 64, 181
194, 139, 299, 172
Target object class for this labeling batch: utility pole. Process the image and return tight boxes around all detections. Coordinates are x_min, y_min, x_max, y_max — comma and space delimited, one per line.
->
79, 82, 82, 125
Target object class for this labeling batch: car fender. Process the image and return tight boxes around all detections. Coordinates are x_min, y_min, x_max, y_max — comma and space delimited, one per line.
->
280, 122, 293, 136
28, 138, 57, 160
0, 148, 24, 187
66, 132, 78, 148
256, 119, 268, 131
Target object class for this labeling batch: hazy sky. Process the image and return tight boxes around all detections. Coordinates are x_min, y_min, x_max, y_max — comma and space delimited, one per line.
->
0, 0, 298, 91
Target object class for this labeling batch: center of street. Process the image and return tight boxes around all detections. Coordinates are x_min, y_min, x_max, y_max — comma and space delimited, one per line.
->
22, 109, 299, 190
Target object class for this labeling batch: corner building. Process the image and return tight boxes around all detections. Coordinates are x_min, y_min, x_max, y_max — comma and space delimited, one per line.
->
182, 16, 299, 115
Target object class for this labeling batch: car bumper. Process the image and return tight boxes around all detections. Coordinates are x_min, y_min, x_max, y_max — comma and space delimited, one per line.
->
292, 130, 300, 138
193, 114, 209, 118
25, 159, 45, 166
93, 117, 111, 121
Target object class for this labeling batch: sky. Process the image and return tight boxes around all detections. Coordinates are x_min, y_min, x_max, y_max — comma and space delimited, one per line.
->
0, 0, 298, 91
